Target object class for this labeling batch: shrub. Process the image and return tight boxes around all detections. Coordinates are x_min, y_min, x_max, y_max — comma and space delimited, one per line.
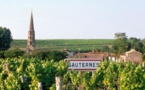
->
31, 50, 67, 62
4, 48, 25, 58
0, 51, 5, 58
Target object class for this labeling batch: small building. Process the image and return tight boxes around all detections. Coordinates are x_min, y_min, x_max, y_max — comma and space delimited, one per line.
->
64, 49, 76, 57
67, 50, 105, 60
67, 49, 143, 64
108, 53, 118, 62
108, 49, 142, 63
120, 49, 142, 63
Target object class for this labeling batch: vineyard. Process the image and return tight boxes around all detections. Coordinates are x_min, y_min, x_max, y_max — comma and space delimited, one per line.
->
0, 57, 68, 90
11, 39, 114, 51
0, 57, 145, 90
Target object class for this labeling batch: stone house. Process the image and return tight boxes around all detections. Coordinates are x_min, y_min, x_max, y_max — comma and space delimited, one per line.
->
67, 49, 143, 64
120, 49, 142, 63
108, 49, 142, 63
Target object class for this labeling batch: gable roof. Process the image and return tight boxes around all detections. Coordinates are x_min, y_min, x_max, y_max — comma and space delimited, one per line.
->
125, 49, 142, 55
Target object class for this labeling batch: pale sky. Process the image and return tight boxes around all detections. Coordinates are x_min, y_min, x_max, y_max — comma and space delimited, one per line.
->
0, 0, 145, 39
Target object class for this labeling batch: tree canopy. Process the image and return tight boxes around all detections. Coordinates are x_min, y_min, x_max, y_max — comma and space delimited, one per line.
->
114, 32, 127, 40
128, 37, 143, 52
112, 33, 128, 55
0, 27, 12, 51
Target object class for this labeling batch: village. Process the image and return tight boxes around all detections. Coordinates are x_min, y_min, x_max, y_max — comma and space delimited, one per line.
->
27, 12, 144, 68
0, 0, 145, 89
0, 11, 145, 90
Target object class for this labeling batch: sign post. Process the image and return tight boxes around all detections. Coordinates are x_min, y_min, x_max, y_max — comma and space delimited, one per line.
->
65, 58, 102, 71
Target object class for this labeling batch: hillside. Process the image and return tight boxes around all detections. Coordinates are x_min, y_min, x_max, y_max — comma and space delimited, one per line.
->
11, 39, 114, 52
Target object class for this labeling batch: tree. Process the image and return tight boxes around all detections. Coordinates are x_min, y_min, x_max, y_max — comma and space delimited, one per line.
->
4, 48, 25, 58
0, 27, 12, 50
31, 50, 67, 62
141, 38, 145, 46
128, 37, 143, 53
141, 38, 145, 53
112, 33, 128, 55
114, 32, 127, 40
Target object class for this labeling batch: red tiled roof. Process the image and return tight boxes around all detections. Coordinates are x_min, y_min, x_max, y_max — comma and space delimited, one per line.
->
68, 52, 105, 59
125, 49, 142, 55
65, 58, 102, 61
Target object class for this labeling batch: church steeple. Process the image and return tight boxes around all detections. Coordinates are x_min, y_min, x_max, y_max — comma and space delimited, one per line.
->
27, 12, 35, 54
29, 12, 34, 32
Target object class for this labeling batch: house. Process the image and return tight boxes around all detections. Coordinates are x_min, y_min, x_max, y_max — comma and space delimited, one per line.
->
120, 49, 142, 63
67, 50, 106, 60
108, 53, 118, 62
108, 49, 142, 63
67, 49, 143, 64
64, 49, 76, 56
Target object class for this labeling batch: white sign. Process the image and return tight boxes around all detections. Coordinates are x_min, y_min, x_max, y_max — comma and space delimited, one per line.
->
65, 58, 102, 71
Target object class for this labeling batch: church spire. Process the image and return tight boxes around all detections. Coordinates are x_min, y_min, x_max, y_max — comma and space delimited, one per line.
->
27, 12, 35, 54
29, 12, 34, 31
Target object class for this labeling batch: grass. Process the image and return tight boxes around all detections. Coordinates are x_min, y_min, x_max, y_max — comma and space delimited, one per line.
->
11, 39, 114, 52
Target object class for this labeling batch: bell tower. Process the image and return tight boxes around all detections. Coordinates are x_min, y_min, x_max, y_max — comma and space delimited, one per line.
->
27, 12, 35, 53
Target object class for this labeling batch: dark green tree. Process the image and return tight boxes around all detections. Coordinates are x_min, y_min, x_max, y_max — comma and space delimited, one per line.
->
141, 38, 145, 53
112, 33, 128, 55
0, 27, 12, 50
114, 32, 127, 40
4, 48, 25, 58
31, 50, 67, 62
128, 37, 143, 52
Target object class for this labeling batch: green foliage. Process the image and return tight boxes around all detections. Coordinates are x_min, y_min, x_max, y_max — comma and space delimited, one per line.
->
112, 35, 144, 54
4, 48, 25, 58
0, 27, 12, 51
11, 39, 114, 52
0, 57, 145, 90
4, 72, 21, 90
31, 50, 48, 60
128, 37, 144, 52
112, 38, 128, 55
112, 33, 145, 54
119, 62, 145, 89
63, 60, 145, 90
69, 70, 82, 89
142, 55, 145, 62
0, 51, 5, 58
0, 57, 68, 90
50, 84, 56, 90
102, 61, 119, 89
45, 51, 67, 62
27, 60, 56, 90
55, 60, 69, 76
31, 50, 67, 62
62, 72, 70, 85
83, 72, 93, 90
115, 32, 127, 40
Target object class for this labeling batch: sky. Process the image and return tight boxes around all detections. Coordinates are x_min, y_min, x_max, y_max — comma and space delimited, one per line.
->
0, 0, 145, 39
